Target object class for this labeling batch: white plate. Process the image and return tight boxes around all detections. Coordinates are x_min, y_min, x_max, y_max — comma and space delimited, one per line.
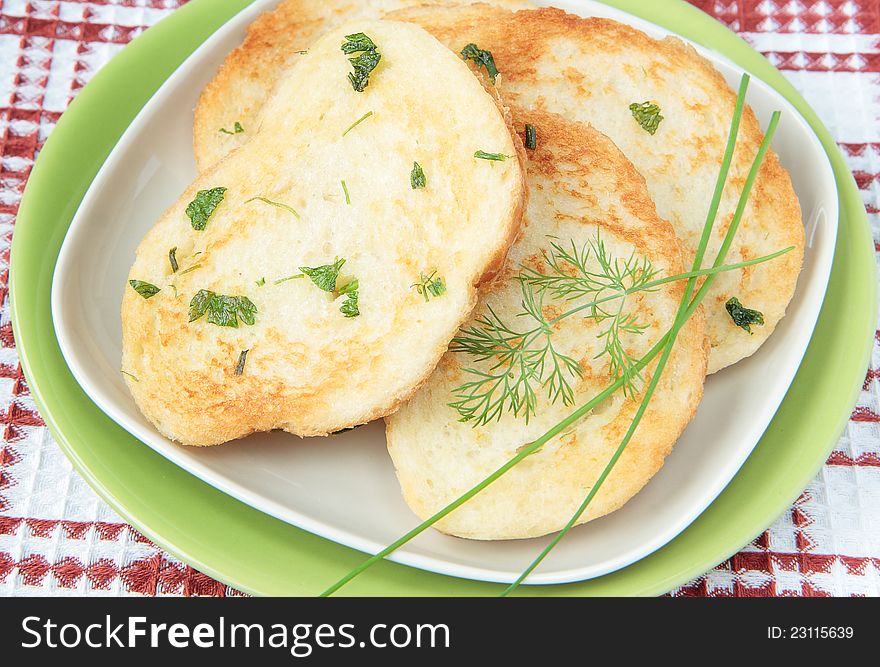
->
51, 0, 837, 585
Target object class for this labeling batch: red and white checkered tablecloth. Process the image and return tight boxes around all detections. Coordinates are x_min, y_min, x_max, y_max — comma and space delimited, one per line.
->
0, 0, 878, 598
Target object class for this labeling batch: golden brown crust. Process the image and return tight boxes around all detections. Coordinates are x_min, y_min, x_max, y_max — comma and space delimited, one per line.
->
194, 0, 534, 170
125, 20, 526, 446
386, 107, 709, 539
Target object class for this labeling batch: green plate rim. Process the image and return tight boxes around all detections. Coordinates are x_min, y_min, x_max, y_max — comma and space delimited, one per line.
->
9, 0, 876, 596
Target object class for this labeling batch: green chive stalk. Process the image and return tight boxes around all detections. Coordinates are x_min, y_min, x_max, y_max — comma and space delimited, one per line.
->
502, 107, 781, 596
322, 74, 782, 597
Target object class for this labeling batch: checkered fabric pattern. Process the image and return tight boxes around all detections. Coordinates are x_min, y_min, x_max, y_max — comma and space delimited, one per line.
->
0, 0, 878, 597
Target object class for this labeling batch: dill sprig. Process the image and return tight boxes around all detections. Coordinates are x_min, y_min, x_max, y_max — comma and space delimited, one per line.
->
320, 74, 786, 597
412, 271, 445, 301
449, 230, 793, 429
526, 236, 659, 396
450, 234, 660, 426
246, 196, 300, 219
342, 111, 374, 137
449, 294, 582, 426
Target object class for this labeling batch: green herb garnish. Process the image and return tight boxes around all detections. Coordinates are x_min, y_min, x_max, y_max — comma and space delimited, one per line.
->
412, 271, 445, 301
188, 290, 257, 328
474, 150, 510, 162
341, 32, 377, 54
339, 280, 360, 318
342, 32, 381, 93
629, 101, 664, 135
245, 196, 300, 219
168, 247, 179, 273
300, 258, 346, 292
341, 180, 351, 205
460, 43, 499, 84
256, 277, 266, 287
129, 280, 160, 299
274, 274, 305, 285
121, 371, 140, 383
340, 293, 360, 318
219, 121, 244, 135
186, 187, 227, 231
179, 265, 202, 276
319, 75, 791, 598
290, 260, 360, 317
450, 235, 654, 426
234, 349, 249, 376
342, 111, 374, 136
411, 162, 427, 190
525, 124, 537, 150
725, 297, 764, 333
500, 81, 775, 596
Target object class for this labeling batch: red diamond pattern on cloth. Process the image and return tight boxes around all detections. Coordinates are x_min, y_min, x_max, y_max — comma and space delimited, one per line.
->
1, 0, 878, 597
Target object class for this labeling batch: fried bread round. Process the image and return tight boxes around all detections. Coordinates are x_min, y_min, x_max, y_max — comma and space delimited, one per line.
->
122, 21, 526, 446
387, 4, 803, 373
385, 108, 708, 540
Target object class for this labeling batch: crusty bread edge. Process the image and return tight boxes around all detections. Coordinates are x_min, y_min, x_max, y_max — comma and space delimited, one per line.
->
384, 108, 708, 538
163, 80, 528, 445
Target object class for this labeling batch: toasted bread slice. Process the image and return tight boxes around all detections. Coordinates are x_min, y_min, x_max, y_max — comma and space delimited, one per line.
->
194, 0, 533, 170
122, 21, 526, 446
386, 4, 803, 374
385, 108, 708, 540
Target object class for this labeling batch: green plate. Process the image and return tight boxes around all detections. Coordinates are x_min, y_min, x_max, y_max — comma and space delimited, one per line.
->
11, 0, 875, 596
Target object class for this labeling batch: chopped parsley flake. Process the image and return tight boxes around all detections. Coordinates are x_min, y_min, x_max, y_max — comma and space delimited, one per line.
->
340, 292, 360, 318
342, 33, 381, 93
129, 280, 160, 299
234, 349, 249, 376
725, 297, 764, 334
168, 247, 179, 273
188, 290, 257, 328
629, 101, 664, 135
300, 258, 346, 292
186, 187, 227, 231
279, 258, 360, 316
290, 259, 361, 317
460, 43, 499, 84
219, 121, 245, 135
525, 124, 537, 150
339, 279, 360, 318
474, 150, 510, 162
411, 162, 427, 189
